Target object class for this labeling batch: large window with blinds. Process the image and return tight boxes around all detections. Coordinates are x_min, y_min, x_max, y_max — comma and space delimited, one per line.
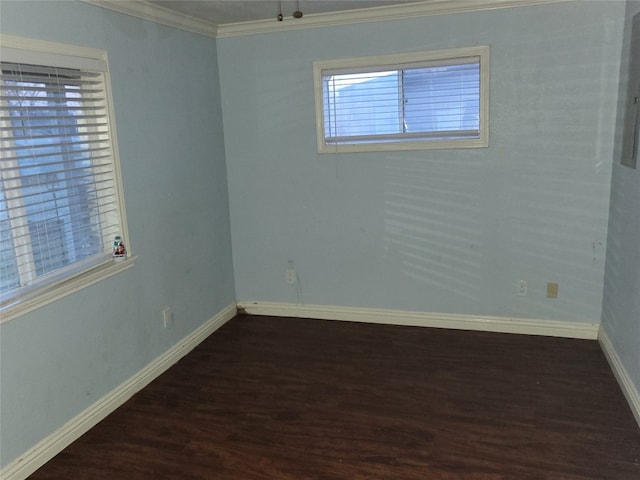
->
313, 46, 489, 153
0, 36, 129, 314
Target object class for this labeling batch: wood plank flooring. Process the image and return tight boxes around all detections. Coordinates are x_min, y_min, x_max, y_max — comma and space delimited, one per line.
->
30, 315, 640, 479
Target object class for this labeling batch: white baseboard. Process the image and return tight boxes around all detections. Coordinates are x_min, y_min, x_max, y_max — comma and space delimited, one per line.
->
1, 302, 237, 480
236, 301, 599, 340
2, 301, 610, 480
598, 327, 640, 428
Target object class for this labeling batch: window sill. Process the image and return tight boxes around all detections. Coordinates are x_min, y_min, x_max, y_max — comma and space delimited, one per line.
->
317, 137, 489, 154
0, 256, 137, 325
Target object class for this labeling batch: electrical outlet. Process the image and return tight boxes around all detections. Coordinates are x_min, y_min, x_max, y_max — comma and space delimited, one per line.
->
517, 280, 528, 296
286, 268, 296, 284
547, 282, 558, 299
163, 307, 173, 328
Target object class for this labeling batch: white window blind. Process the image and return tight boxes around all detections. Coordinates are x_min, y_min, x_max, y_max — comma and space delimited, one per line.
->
314, 46, 489, 153
0, 53, 125, 305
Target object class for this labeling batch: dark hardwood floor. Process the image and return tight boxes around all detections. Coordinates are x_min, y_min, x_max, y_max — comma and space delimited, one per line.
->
30, 315, 640, 479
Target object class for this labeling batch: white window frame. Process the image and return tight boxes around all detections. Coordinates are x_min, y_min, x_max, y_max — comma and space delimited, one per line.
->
0, 35, 133, 323
313, 46, 490, 154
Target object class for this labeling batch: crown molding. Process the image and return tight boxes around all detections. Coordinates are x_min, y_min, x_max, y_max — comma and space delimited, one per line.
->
81, 0, 218, 38
81, 0, 570, 39
217, 0, 569, 37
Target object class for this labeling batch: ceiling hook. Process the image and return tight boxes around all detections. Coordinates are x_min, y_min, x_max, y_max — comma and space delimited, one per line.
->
293, 0, 303, 18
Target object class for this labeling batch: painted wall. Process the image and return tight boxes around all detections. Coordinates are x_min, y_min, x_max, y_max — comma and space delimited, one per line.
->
0, 1, 235, 468
0, 0, 634, 471
219, 1, 624, 322
602, 0, 640, 410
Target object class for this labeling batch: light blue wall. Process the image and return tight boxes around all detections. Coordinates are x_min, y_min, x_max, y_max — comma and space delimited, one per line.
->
0, 0, 635, 471
602, 0, 640, 409
0, 1, 235, 468
219, 1, 624, 322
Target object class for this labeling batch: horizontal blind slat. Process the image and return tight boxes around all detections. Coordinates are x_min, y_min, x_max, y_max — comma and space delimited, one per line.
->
1, 54, 106, 73
0, 123, 109, 133
1, 55, 124, 298
0, 113, 107, 122
326, 129, 480, 144
1, 137, 110, 153
323, 57, 481, 143
3, 203, 119, 241
3, 179, 116, 212
1, 206, 119, 242
0, 155, 113, 175
1, 146, 112, 163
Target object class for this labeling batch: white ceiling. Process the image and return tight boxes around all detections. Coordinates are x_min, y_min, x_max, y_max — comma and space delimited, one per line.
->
143, 0, 416, 26
86, 0, 563, 37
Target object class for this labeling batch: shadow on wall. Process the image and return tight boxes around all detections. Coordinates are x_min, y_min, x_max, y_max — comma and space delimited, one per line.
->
382, 150, 607, 321
383, 157, 484, 304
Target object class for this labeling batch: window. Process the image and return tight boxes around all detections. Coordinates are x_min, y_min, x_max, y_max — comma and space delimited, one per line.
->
621, 12, 640, 169
0, 36, 130, 316
313, 46, 489, 153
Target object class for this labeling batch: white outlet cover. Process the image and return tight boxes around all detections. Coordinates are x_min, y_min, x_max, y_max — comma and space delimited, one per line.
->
286, 268, 296, 284
517, 280, 528, 296
163, 307, 173, 327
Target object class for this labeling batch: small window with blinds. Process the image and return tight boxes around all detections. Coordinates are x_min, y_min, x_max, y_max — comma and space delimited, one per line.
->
313, 46, 489, 153
0, 36, 130, 313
